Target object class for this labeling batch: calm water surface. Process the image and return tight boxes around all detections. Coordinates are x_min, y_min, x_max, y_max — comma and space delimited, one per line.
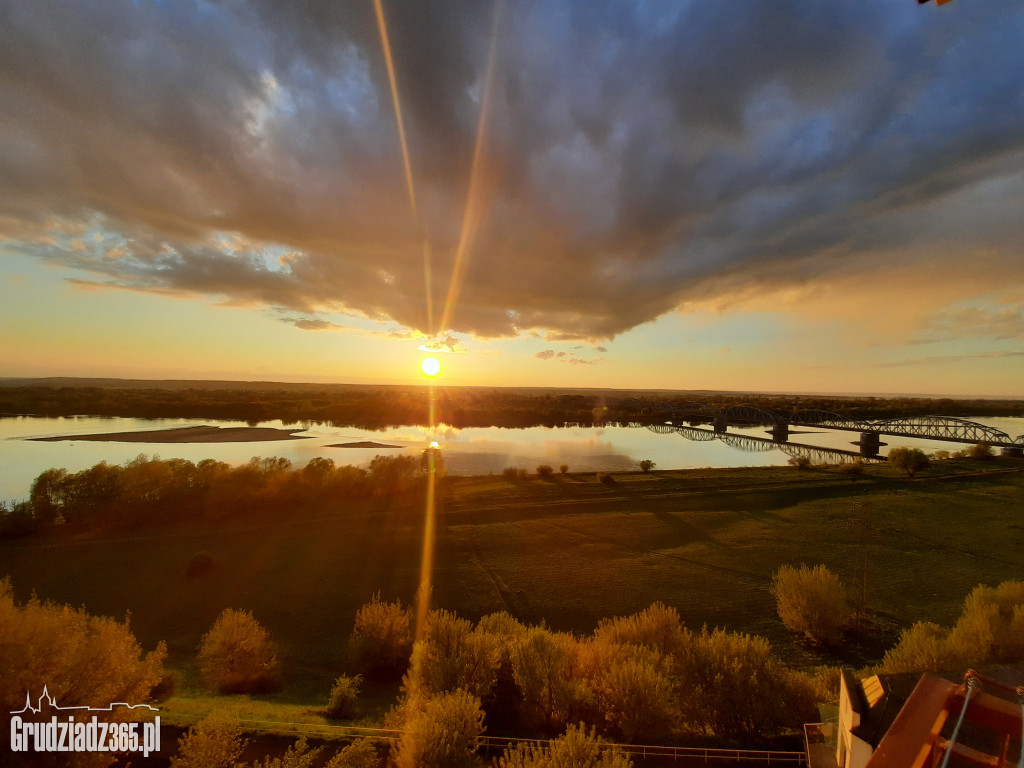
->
1, 415, 1021, 504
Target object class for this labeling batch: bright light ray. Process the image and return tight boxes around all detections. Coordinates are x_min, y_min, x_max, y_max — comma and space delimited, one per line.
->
375, 0, 435, 334
415, 444, 437, 642
423, 238, 434, 334
373, 0, 417, 219
376, 0, 503, 644
437, 1, 502, 335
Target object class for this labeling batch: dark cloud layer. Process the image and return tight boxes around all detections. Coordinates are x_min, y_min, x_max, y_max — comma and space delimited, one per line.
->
2, 0, 1023, 340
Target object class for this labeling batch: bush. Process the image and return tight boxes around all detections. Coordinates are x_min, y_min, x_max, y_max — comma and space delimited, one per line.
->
968, 442, 994, 460
638, 459, 656, 473
770, 564, 849, 645
597, 473, 616, 485
836, 461, 864, 478
600, 656, 675, 741
496, 723, 632, 768
888, 447, 930, 477
326, 674, 363, 719
559, 464, 569, 474
198, 608, 282, 694
324, 739, 382, 768
252, 736, 322, 768
879, 622, 954, 674
348, 594, 413, 676
948, 580, 1024, 665
502, 467, 527, 480
405, 609, 501, 701
594, 602, 687, 658
0, 500, 40, 538
788, 456, 812, 470
392, 690, 485, 768
169, 711, 247, 768
879, 580, 1024, 673
0, 579, 166, 767
678, 628, 817, 739
536, 464, 554, 477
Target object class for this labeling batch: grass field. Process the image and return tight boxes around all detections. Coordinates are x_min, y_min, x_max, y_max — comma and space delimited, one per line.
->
2, 457, 1022, 720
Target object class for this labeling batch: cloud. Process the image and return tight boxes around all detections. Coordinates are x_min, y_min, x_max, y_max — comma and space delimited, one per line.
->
917, 303, 1024, 343
2, 1, 1023, 342
534, 348, 607, 365
284, 317, 346, 331
419, 334, 467, 353
870, 350, 1024, 369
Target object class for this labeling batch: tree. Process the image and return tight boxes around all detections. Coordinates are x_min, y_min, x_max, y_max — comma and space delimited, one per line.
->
323, 739, 381, 768
879, 622, 955, 674
771, 564, 849, 645
0, 579, 166, 768
599, 657, 675, 742
392, 690, 485, 768
251, 737, 322, 768
169, 711, 246, 768
879, 580, 1024, 673
198, 609, 282, 694
638, 459, 656, 473
404, 610, 501, 701
677, 628, 817, 739
511, 627, 584, 733
888, 447, 929, 477
348, 594, 413, 676
968, 442, 994, 460
594, 602, 687, 658
948, 581, 1024, 665
326, 674, 362, 719
496, 723, 632, 768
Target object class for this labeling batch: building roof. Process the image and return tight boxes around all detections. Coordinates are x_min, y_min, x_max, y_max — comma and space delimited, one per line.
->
866, 670, 1024, 768
848, 672, 923, 748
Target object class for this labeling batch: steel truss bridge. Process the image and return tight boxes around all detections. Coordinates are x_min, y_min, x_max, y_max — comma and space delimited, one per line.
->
637, 423, 872, 464
640, 403, 1023, 448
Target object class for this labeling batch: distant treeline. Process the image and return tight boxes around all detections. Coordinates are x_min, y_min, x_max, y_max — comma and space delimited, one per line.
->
0, 383, 1020, 430
0, 453, 431, 538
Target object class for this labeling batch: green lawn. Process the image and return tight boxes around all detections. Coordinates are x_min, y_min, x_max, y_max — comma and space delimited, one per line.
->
2, 457, 1022, 716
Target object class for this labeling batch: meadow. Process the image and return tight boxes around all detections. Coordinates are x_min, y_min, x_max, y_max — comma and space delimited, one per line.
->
2, 454, 1022, 729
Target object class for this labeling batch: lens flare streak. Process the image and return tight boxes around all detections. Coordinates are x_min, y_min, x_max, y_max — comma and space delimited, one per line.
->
373, 0, 417, 219
437, 1, 502, 335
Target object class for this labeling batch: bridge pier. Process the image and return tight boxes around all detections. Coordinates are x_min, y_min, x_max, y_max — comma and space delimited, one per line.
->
1001, 446, 1023, 458
858, 432, 881, 458
769, 422, 789, 443
713, 416, 728, 434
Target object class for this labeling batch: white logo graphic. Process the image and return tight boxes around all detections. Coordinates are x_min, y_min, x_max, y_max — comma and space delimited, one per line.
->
8, 687, 160, 758
10, 686, 159, 715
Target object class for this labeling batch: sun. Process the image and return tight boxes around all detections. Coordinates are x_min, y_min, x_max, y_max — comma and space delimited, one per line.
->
420, 355, 442, 378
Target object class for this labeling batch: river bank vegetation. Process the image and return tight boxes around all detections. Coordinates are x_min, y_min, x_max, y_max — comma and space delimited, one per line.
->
0, 380, 1021, 430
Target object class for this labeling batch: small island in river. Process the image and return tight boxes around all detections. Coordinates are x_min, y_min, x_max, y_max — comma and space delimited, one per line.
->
30, 425, 311, 443
326, 440, 401, 449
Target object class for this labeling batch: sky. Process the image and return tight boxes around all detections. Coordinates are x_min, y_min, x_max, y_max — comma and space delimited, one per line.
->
1, 0, 1023, 396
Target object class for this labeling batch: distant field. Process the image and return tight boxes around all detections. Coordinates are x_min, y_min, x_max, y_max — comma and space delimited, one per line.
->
2, 458, 1022, 707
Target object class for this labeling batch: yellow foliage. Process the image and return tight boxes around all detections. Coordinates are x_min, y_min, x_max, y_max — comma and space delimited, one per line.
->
198, 608, 282, 694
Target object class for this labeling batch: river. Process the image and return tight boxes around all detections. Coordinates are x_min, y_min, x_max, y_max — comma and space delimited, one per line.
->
1, 415, 1021, 504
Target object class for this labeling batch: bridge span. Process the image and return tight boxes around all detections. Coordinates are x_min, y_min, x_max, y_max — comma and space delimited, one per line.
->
638, 403, 1023, 458
638, 423, 876, 464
